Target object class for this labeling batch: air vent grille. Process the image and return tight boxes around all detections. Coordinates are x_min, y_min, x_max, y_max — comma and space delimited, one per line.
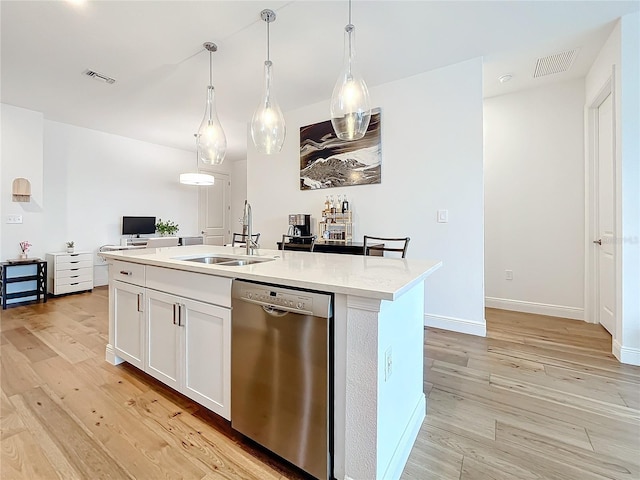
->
83, 69, 116, 84
533, 49, 579, 78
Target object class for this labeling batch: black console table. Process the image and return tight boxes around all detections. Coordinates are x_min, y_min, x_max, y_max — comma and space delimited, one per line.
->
275, 240, 383, 256
1, 260, 48, 309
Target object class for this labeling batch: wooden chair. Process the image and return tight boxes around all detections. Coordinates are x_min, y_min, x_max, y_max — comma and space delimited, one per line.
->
363, 235, 410, 258
232, 232, 260, 247
280, 235, 316, 252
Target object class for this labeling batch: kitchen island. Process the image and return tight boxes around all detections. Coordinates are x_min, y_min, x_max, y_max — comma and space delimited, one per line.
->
101, 245, 441, 480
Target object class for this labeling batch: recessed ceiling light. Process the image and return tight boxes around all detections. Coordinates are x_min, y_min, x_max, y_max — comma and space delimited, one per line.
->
498, 74, 513, 84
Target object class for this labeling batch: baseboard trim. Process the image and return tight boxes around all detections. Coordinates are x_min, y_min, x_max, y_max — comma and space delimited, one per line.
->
105, 344, 124, 366
485, 297, 584, 321
381, 394, 425, 480
613, 339, 640, 366
424, 313, 486, 337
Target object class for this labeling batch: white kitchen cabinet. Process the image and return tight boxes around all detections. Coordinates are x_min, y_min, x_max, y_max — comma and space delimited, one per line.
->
145, 288, 231, 419
46, 252, 93, 295
111, 280, 145, 369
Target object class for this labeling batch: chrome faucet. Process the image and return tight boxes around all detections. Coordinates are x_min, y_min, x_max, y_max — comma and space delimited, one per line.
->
242, 200, 258, 255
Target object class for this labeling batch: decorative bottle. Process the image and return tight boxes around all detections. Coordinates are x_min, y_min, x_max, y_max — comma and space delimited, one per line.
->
342, 194, 349, 213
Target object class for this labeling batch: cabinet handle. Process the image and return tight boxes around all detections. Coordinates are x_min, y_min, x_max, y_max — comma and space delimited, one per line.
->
173, 303, 178, 325
119, 271, 132, 276
178, 304, 185, 327
137, 293, 142, 312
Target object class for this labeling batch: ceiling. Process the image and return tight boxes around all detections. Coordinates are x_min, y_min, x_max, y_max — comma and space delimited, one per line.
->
2, 1, 638, 160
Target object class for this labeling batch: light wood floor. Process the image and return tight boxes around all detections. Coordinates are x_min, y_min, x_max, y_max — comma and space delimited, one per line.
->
1, 290, 639, 479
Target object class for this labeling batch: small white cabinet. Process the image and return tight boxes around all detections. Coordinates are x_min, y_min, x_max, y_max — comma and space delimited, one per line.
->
145, 289, 231, 419
112, 280, 145, 369
46, 251, 93, 295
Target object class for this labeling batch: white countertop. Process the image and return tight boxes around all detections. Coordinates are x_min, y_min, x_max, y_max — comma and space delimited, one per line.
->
100, 245, 442, 301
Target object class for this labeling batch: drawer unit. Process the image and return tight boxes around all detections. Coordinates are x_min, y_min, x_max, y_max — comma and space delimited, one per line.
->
46, 252, 94, 296
110, 260, 146, 287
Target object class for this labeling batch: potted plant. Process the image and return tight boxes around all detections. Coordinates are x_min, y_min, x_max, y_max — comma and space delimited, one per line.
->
66, 241, 75, 253
156, 219, 179, 236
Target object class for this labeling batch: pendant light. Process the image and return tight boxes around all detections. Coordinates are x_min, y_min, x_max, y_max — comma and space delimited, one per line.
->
330, 0, 371, 141
197, 42, 227, 165
250, 9, 286, 154
180, 134, 215, 186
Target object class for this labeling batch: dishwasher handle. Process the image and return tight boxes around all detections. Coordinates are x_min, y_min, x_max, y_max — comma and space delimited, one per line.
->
262, 305, 289, 317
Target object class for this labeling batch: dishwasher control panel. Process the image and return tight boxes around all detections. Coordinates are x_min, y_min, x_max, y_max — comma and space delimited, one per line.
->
241, 285, 312, 311
232, 280, 332, 318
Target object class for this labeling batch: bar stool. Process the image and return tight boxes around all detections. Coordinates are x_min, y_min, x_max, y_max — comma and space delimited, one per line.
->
232, 233, 260, 247
281, 235, 317, 252
363, 236, 410, 258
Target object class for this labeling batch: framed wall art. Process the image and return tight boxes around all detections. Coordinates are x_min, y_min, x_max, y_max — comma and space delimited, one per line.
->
299, 108, 381, 190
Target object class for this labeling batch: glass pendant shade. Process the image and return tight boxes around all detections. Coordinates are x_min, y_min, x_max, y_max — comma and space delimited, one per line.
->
197, 85, 227, 165
251, 60, 286, 154
330, 24, 371, 141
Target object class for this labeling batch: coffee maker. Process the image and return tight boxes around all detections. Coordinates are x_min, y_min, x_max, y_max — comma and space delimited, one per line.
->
288, 214, 312, 243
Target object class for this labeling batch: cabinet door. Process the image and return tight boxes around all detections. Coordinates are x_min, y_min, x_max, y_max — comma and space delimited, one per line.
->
112, 280, 145, 369
181, 297, 231, 419
146, 290, 181, 390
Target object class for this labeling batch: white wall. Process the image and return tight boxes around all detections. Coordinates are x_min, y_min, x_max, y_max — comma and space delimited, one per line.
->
484, 79, 586, 320
230, 159, 248, 237
585, 13, 640, 365
1, 104, 205, 287
619, 12, 640, 365
247, 58, 486, 334
1, 104, 46, 260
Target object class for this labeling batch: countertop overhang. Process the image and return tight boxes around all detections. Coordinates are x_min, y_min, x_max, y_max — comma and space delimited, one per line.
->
100, 245, 442, 301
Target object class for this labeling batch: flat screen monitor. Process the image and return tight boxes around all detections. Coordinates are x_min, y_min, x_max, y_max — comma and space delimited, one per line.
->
122, 216, 156, 237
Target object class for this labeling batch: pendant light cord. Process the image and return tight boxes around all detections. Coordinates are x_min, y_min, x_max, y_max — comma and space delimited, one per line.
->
209, 50, 213, 87
267, 18, 271, 62
349, 0, 352, 25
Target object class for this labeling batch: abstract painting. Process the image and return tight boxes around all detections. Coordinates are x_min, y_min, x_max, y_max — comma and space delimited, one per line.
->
299, 108, 381, 190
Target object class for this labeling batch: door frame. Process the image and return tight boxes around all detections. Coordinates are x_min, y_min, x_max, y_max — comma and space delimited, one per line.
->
584, 70, 620, 338
198, 169, 231, 246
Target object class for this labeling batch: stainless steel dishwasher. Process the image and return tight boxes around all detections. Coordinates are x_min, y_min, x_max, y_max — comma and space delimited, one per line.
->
231, 280, 333, 480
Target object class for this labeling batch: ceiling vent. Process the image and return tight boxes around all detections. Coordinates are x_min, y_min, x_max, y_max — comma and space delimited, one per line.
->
83, 69, 116, 84
533, 49, 579, 78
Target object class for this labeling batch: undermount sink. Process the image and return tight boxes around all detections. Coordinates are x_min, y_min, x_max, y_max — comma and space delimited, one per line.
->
176, 255, 274, 266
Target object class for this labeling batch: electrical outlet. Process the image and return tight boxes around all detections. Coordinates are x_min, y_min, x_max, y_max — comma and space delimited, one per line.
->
437, 210, 449, 223
384, 347, 392, 381
7, 214, 23, 224
505, 269, 513, 280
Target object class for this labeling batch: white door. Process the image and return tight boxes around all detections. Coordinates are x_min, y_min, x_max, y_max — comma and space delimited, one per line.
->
182, 297, 231, 419
199, 172, 230, 245
596, 93, 615, 335
146, 290, 181, 390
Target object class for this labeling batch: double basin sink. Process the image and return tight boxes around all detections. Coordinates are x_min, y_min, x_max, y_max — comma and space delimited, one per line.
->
174, 255, 274, 267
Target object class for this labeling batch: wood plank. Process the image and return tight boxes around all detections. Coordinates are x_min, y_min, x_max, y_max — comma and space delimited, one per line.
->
495, 421, 639, 480
0, 342, 43, 396
19, 386, 134, 479
3, 326, 57, 363
9, 393, 83, 479
0, 430, 62, 480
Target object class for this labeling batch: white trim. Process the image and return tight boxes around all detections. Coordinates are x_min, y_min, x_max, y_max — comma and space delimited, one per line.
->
485, 297, 584, 321
347, 295, 382, 312
380, 394, 425, 480
105, 344, 124, 365
424, 313, 486, 337
613, 339, 640, 366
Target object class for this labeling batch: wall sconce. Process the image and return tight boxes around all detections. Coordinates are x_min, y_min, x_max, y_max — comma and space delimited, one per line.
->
12, 178, 31, 202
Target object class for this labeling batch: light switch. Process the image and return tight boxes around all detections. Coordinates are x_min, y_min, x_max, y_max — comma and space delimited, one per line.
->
7, 214, 23, 224
437, 210, 448, 223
